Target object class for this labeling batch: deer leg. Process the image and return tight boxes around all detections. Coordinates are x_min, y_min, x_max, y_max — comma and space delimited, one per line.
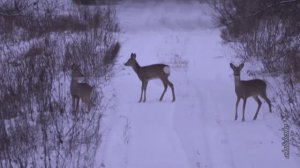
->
167, 80, 175, 102
242, 98, 247, 122
235, 97, 241, 120
143, 81, 148, 102
82, 97, 90, 111
253, 96, 262, 120
76, 98, 80, 111
87, 98, 92, 111
72, 96, 75, 110
261, 92, 272, 112
159, 81, 168, 101
139, 82, 144, 103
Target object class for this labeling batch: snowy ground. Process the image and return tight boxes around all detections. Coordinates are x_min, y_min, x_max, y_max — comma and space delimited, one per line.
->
97, 1, 300, 168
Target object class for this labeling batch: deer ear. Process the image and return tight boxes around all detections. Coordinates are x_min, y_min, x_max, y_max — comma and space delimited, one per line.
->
230, 63, 234, 69
239, 63, 244, 69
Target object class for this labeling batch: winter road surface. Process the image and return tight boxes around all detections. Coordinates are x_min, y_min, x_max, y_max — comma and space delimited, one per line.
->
97, 1, 300, 168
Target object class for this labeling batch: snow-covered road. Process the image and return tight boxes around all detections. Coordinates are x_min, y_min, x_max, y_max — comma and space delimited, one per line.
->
97, 1, 300, 168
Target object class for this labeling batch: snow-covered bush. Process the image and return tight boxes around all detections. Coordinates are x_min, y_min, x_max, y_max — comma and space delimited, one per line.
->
0, 0, 119, 167
210, 0, 300, 154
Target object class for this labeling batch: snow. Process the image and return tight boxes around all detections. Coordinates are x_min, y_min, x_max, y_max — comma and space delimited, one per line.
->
97, 1, 300, 168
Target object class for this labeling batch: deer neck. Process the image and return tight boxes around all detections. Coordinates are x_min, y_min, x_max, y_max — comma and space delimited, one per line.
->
234, 75, 241, 87
131, 61, 141, 74
71, 78, 77, 88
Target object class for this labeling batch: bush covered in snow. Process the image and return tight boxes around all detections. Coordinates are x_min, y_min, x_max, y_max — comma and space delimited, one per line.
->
211, 0, 300, 154
0, 0, 119, 167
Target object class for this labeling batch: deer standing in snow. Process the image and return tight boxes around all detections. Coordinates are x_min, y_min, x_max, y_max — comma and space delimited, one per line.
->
70, 64, 93, 111
230, 63, 272, 121
124, 53, 175, 102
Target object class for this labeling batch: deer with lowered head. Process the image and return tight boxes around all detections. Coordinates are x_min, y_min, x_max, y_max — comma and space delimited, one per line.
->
70, 64, 93, 111
230, 63, 272, 121
124, 53, 175, 102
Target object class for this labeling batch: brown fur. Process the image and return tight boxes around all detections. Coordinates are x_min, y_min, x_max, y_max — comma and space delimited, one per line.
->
230, 63, 272, 121
125, 53, 175, 102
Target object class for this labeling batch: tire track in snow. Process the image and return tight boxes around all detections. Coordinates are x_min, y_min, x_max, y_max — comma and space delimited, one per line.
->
193, 80, 236, 168
203, 82, 237, 168
124, 99, 190, 168
99, 92, 132, 168
174, 78, 213, 168
193, 86, 214, 168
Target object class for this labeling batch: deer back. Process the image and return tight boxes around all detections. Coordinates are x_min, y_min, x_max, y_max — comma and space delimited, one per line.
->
236, 79, 267, 97
138, 64, 170, 80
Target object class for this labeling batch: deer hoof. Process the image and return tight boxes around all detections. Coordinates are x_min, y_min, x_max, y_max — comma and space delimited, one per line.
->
242, 118, 245, 122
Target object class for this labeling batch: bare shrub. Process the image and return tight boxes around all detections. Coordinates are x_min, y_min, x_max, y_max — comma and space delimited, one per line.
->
72, 0, 120, 5
0, 1, 119, 167
0, 0, 119, 42
212, 0, 300, 153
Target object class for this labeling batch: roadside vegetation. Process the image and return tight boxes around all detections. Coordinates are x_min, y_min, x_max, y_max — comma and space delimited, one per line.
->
0, 0, 120, 167
209, 0, 300, 154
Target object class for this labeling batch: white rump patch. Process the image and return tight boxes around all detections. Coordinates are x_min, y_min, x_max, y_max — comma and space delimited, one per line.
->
163, 66, 170, 74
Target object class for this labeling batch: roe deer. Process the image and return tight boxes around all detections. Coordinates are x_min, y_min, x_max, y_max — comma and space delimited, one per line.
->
230, 63, 272, 121
124, 53, 175, 102
70, 64, 93, 111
